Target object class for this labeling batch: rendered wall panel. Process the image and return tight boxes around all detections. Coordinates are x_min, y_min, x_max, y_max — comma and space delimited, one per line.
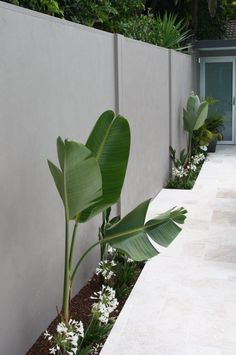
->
120, 38, 170, 214
0, 3, 115, 354
170, 50, 196, 155
0, 2, 195, 353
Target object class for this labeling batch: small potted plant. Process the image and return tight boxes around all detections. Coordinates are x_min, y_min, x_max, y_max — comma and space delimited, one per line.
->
205, 112, 224, 153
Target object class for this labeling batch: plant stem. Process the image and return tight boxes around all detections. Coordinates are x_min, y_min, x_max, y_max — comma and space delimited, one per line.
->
71, 228, 141, 284
188, 133, 192, 162
71, 241, 100, 283
77, 315, 95, 353
69, 222, 78, 271
62, 213, 70, 324
100, 211, 106, 257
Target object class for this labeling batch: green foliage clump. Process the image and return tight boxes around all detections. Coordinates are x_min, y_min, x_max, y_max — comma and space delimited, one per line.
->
6, 0, 64, 16
59, 0, 145, 29
167, 146, 206, 190
5, 0, 190, 49
167, 164, 202, 190
168, 93, 224, 191
192, 99, 224, 150
183, 93, 209, 160
119, 12, 190, 49
47, 110, 187, 325
193, 127, 213, 147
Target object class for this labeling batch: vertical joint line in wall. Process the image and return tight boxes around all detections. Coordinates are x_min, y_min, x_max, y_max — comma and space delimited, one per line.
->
168, 50, 172, 172
114, 33, 123, 116
114, 33, 123, 217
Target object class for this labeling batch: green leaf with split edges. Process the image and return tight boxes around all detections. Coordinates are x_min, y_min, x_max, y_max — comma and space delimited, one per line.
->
79, 110, 130, 222
104, 199, 187, 261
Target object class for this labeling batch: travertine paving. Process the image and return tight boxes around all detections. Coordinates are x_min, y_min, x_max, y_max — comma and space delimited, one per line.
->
101, 146, 236, 355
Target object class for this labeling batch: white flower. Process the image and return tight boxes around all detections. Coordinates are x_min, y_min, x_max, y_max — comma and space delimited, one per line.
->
127, 258, 134, 263
99, 314, 109, 324
44, 330, 50, 338
91, 285, 119, 324
107, 245, 115, 255
200, 145, 207, 151
191, 153, 205, 165
71, 335, 79, 347
96, 260, 117, 280
190, 163, 197, 171
45, 318, 84, 355
57, 322, 67, 334
172, 166, 186, 178
75, 321, 84, 338
68, 319, 84, 338
44, 330, 52, 341
92, 343, 103, 355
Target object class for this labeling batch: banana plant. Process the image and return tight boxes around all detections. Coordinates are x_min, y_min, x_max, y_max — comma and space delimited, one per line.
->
183, 93, 208, 161
47, 110, 187, 323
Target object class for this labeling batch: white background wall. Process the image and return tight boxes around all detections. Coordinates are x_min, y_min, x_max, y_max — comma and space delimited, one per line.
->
0, 2, 195, 354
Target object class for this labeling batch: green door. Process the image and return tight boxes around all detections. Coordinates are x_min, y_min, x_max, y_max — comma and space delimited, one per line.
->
201, 57, 235, 144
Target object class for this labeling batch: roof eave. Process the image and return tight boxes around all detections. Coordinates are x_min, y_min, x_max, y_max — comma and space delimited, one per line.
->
194, 39, 236, 50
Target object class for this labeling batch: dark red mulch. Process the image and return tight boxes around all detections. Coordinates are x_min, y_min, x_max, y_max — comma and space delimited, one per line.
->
26, 267, 143, 355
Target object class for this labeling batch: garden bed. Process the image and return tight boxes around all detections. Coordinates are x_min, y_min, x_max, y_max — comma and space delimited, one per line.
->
27, 264, 144, 355
166, 158, 205, 190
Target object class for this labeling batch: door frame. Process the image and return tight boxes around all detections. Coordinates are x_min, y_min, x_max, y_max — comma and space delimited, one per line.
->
200, 56, 235, 145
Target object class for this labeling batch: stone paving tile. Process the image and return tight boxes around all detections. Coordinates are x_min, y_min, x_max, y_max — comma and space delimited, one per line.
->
217, 188, 236, 199
101, 146, 236, 355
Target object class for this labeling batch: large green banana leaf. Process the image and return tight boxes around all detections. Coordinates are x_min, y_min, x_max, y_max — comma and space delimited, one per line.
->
79, 110, 130, 222
186, 93, 201, 113
103, 199, 187, 261
183, 101, 208, 134
48, 139, 102, 220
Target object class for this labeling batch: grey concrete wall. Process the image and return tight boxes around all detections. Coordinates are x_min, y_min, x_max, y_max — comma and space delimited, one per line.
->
119, 37, 170, 214
170, 50, 196, 156
0, 3, 115, 355
0, 2, 195, 354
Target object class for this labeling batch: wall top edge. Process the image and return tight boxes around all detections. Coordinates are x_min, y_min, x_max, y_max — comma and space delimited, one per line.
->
124, 36, 169, 53
0, 1, 195, 55
121, 36, 193, 57
169, 49, 193, 58
0, 0, 113, 38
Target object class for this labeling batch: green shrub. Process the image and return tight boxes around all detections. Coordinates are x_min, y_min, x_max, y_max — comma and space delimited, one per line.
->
119, 12, 190, 49
5, 0, 190, 49
6, 0, 64, 16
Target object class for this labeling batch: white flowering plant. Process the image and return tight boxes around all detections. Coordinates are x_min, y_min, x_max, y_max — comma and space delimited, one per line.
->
200, 145, 208, 152
91, 343, 103, 355
96, 207, 145, 300
43, 285, 119, 354
168, 146, 206, 190
44, 319, 85, 355
96, 260, 117, 281
73, 285, 118, 352
91, 285, 119, 324
97, 209, 146, 300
